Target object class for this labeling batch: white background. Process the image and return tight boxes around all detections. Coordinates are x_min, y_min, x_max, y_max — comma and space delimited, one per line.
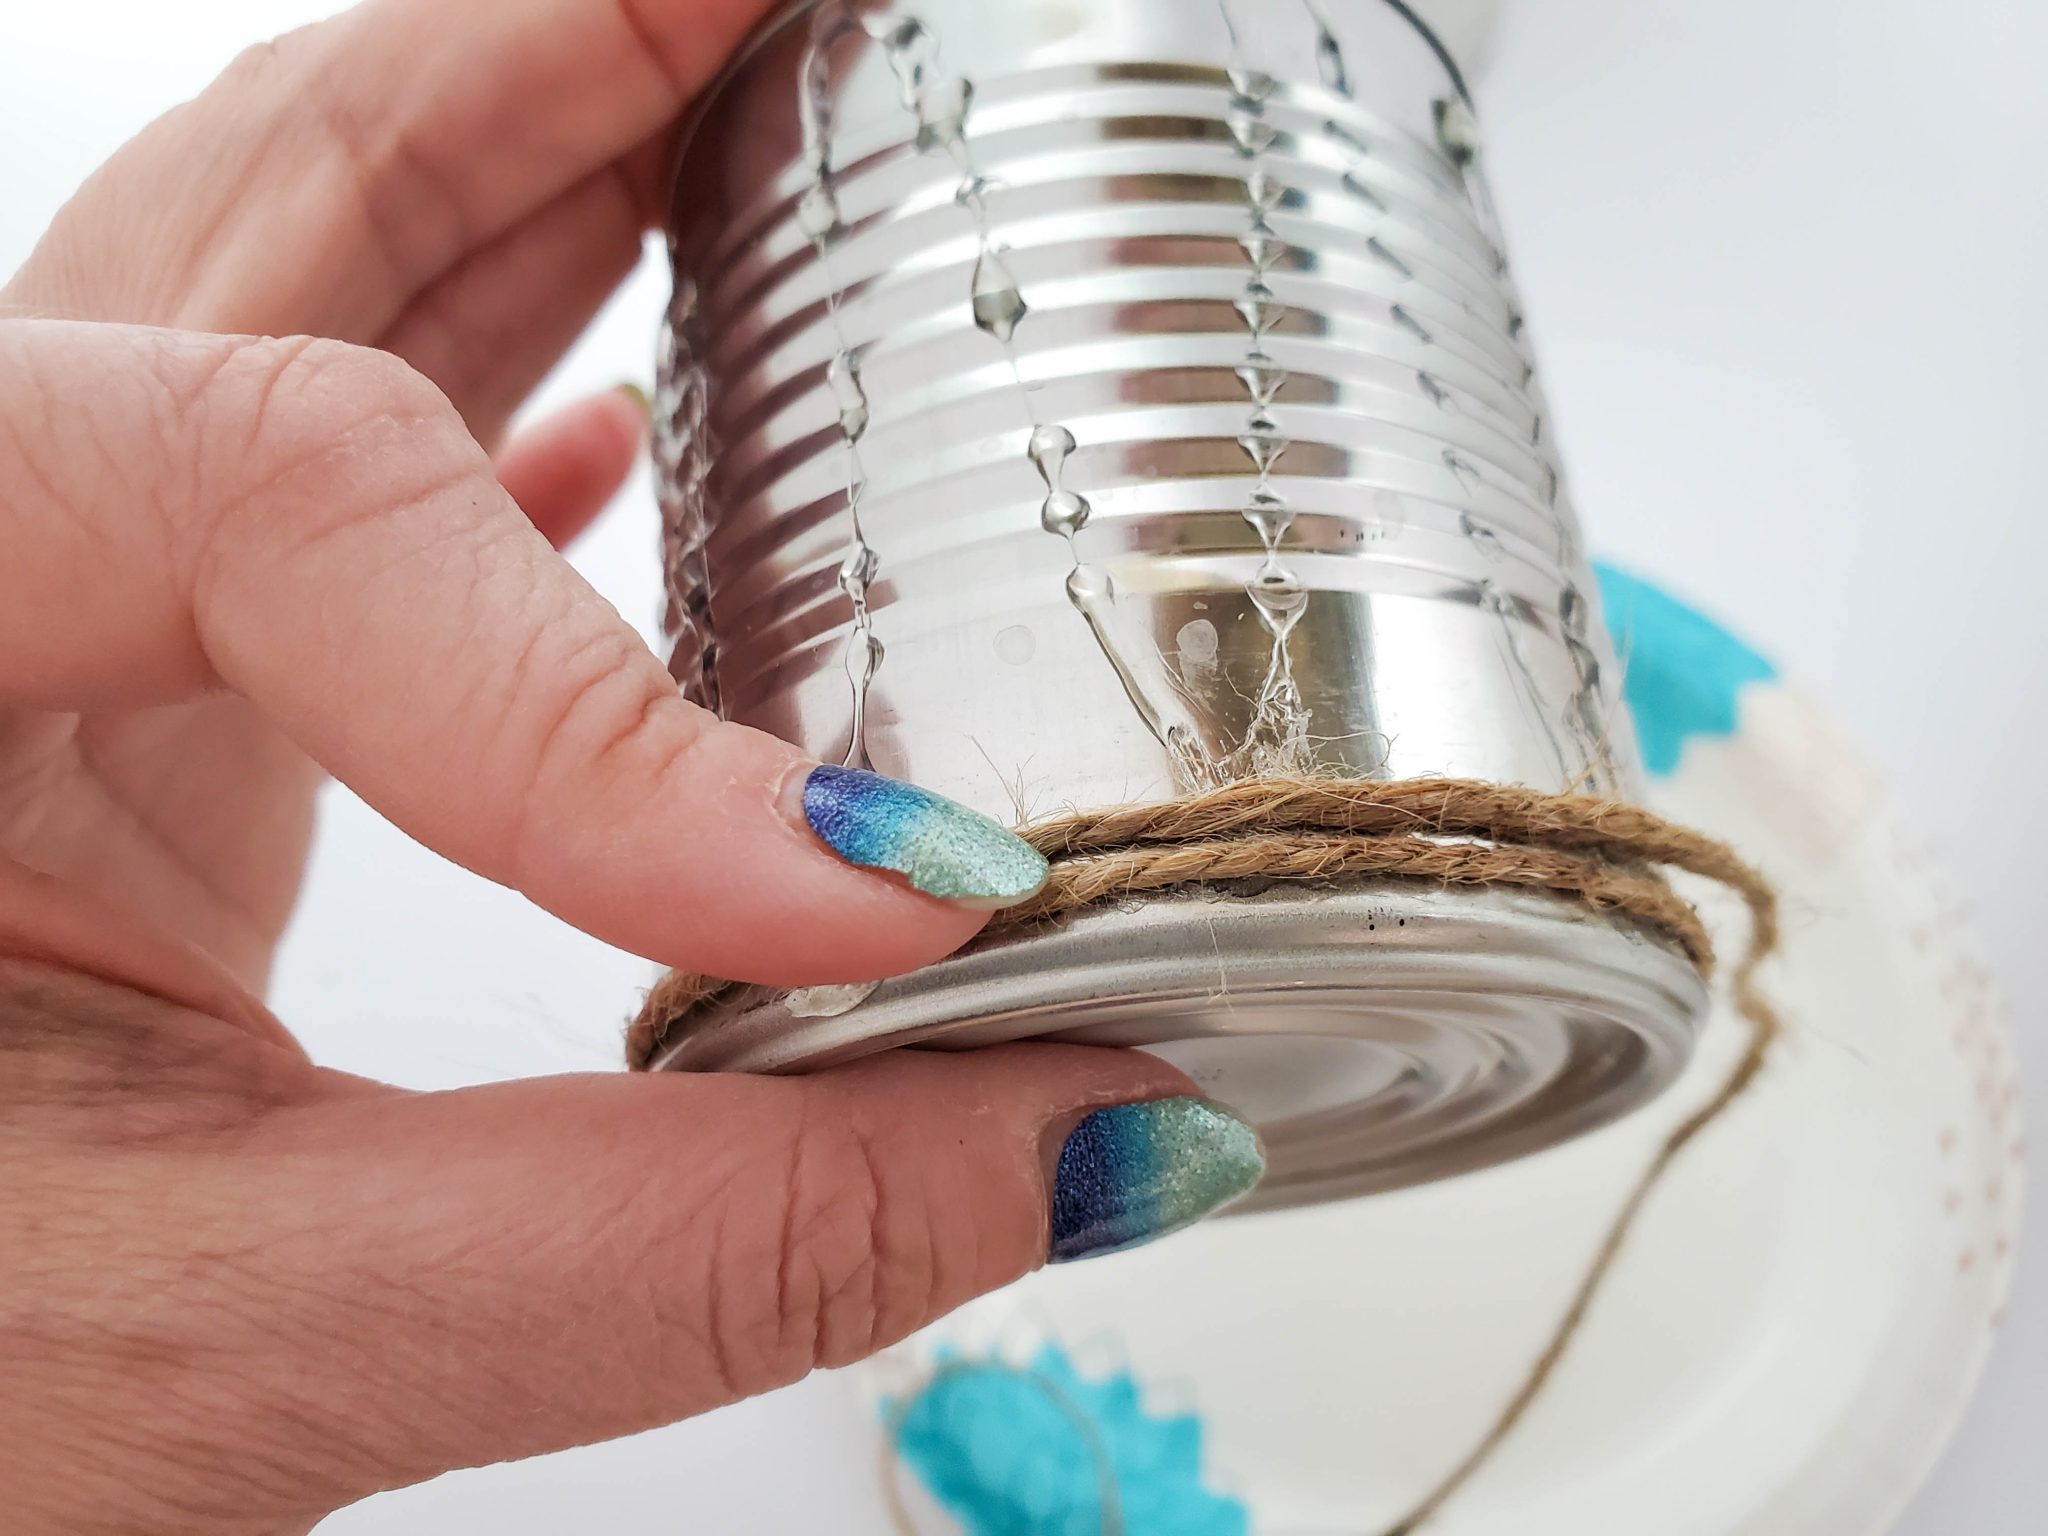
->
2, 0, 2040, 1530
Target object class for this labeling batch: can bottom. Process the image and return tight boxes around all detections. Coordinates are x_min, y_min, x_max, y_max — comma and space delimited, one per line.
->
650, 882, 1707, 1208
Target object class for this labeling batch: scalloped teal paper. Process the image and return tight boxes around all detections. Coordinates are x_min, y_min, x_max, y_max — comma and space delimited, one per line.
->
1594, 562, 1776, 778
887, 1344, 1249, 1536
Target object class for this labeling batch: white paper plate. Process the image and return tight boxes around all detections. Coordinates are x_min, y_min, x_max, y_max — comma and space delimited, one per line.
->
864, 566, 2023, 1536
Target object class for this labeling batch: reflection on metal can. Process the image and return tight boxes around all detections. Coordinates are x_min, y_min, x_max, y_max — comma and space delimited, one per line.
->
651, 0, 1705, 1207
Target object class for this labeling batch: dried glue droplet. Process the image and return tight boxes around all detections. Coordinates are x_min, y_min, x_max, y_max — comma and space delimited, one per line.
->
827, 352, 868, 442
971, 248, 1028, 343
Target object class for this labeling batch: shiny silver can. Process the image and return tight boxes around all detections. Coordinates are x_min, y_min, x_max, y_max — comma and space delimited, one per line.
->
651, 0, 1706, 1208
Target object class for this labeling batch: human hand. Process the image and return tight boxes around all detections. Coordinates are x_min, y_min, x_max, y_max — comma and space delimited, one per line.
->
0, 4, 1263, 1530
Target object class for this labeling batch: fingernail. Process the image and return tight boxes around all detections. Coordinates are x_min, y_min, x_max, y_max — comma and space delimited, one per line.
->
614, 381, 652, 422
1049, 1097, 1265, 1264
799, 763, 1049, 909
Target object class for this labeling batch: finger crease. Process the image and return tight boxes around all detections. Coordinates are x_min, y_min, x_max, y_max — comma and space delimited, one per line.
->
611, 0, 694, 100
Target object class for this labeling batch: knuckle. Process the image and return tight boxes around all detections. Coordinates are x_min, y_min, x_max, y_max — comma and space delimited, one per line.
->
165, 331, 492, 651
523, 629, 686, 776
214, 34, 300, 98
504, 633, 704, 878
246, 334, 444, 425
760, 1107, 940, 1379
139, 332, 306, 442
202, 334, 472, 531
164, 332, 455, 470
213, 24, 473, 279
212, 28, 360, 174
672, 1104, 913, 1400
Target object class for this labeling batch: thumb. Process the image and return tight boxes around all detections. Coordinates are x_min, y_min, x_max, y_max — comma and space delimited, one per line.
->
18, 1003, 1262, 1526
288, 1050, 1259, 1477
0, 319, 1045, 984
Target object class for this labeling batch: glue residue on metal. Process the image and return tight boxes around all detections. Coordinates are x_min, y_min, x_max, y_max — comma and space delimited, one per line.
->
797, 4, 885, 768
1028, 420, 1215, 789
652, 0, 1698, 1207
1219, 0, 1313, 779
911, 11, 1219, 790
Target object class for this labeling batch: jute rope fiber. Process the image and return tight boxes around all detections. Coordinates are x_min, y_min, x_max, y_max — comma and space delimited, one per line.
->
628, 776, 1784, 1530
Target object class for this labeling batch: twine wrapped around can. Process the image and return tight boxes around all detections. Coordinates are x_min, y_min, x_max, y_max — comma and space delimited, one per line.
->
629, 776, 1773, 1072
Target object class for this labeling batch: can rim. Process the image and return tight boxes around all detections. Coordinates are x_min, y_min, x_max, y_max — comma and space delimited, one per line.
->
653, 880, 1706, 1207
660, 0, 1479, 262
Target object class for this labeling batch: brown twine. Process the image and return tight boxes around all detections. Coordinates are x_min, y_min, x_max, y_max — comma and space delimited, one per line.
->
629, 777, 1766, 1068
628, 776, 1782, 1531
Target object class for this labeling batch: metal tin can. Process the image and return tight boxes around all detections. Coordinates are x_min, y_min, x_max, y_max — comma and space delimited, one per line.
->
651, 0, 1707, 1208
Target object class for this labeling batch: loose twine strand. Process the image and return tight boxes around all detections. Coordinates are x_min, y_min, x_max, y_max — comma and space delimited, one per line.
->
628, 777, 1783, 1532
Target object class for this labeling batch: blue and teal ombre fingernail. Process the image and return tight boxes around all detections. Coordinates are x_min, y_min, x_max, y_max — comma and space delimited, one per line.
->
1049, 1098, 1266, 1264
801, 764, 1050, 909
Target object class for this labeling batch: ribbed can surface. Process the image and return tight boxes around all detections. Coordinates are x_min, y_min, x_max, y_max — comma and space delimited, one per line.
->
658, 0, 1635, 808
653, 0, 1695, 1207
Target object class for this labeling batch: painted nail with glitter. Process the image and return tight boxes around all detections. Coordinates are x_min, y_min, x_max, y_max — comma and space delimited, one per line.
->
799, 764, 1049, 909
1049, 1098, 1265, 1264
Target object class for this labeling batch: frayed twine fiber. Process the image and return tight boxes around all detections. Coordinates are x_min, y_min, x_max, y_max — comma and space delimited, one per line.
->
629, 776, 1783, 1532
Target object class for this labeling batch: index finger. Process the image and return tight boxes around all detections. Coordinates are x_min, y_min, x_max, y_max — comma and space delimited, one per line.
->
7, 0, 774, 337
0, 319, 1047, 987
